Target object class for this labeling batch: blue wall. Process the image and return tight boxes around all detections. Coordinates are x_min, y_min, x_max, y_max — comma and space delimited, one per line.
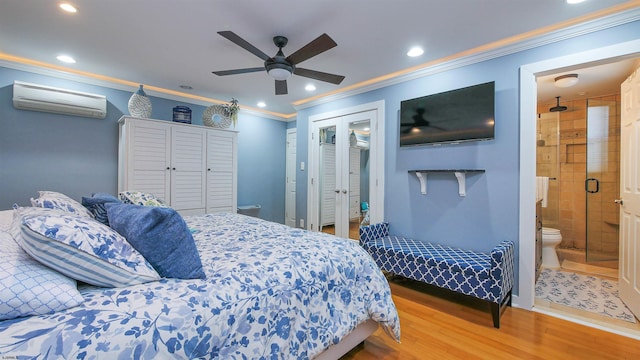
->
0, 67, 287, 223
295, 20, 640, 293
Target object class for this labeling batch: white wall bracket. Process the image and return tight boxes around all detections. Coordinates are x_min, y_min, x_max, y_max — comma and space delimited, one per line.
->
409, 170, 485, 197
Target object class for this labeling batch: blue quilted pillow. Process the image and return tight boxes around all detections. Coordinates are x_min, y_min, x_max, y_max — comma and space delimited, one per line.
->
0, 230, 84, 320
106, 203, 205, 280
19, 214, 161, 287
82, 193, 121, 225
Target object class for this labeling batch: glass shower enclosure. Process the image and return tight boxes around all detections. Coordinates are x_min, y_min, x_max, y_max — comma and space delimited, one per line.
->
585, 98, 620, 264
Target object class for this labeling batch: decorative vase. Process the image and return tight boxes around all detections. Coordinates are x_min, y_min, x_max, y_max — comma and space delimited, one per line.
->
128, 84, 152, 118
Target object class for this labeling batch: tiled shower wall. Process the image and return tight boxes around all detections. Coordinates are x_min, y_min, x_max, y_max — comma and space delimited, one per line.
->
536, 95, 620, 256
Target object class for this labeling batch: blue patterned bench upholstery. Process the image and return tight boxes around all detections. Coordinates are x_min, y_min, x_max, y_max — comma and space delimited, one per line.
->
360, 222, 515, 328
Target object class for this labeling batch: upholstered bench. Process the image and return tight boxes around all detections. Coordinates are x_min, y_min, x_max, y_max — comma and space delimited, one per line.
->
360, 222, 515, 328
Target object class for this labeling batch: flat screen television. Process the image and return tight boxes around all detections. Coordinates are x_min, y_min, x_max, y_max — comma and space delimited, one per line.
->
399, 81, 495, 146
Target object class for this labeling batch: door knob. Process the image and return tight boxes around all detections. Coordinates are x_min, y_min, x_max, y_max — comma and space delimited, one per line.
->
342, 189, 348, 194
614, 199, 624, 205
334, 189, 340, 194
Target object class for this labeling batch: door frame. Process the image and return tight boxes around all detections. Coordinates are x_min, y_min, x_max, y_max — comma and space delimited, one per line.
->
307, 100, 385, 235
518, 39, 640, 311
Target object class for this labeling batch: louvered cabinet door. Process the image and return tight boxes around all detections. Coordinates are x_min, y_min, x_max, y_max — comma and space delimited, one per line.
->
206, 130, 237, 213
170, 126, 206, 214
119, 118, 171, 202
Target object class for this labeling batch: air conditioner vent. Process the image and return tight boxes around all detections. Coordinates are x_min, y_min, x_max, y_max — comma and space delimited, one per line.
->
12, 81, 107, 119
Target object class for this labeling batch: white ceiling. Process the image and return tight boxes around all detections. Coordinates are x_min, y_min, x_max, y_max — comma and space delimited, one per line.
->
0, 0, 637, 117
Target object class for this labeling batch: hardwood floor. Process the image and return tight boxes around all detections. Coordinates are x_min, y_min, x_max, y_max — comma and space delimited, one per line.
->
341, 278, 640, 359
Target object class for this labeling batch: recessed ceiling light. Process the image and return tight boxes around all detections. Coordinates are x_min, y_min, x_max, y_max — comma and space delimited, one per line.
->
363, 127, 370, 131
407, 46, 424, 57
566, 0, 586, 4
305, 84, 316, 92
59, 3, 77, 13
257, 101, 266, 108
56, 55, 76, 63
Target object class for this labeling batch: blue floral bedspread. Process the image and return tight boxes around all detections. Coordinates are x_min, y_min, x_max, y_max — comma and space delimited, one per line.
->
0, 213, 400, 359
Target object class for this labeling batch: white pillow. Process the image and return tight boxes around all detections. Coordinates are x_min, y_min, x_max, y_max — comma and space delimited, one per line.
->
119, 191, 167, 207
30, 191, 94, 219
0, 229, 84, 320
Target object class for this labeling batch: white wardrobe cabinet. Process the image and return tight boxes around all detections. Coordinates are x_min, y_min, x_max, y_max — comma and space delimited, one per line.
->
118, 116, 237, 215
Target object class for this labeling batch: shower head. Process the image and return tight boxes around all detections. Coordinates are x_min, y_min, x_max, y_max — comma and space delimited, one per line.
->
549, 96, 567, 112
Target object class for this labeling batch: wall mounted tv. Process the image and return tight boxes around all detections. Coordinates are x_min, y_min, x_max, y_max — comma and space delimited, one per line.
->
399, 81, 495, 146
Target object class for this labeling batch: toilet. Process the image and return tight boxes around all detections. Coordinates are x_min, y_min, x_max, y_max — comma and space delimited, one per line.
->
541, 227, 562, 269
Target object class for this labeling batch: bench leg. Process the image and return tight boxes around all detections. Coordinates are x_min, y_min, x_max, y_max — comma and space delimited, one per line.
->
490, 302, 500, 328
490, 290, 512, 329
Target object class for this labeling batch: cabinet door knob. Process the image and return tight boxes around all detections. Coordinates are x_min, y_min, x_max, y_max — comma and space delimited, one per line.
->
208, 168, 211, 171
166, 167, 170, 170
172, 167, 176, 170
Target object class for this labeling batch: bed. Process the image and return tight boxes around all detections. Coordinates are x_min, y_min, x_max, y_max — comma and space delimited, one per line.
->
0, 192, 400, 359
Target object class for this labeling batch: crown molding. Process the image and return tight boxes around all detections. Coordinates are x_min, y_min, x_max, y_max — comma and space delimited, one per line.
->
293, 6, 640, 111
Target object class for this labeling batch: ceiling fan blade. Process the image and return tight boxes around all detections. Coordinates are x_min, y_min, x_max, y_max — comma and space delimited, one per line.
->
275, 80, 288, 95
212, 67, 265, 76
217, 31, 271, 61
286, 33, 337, 65
294, 68, 345, 85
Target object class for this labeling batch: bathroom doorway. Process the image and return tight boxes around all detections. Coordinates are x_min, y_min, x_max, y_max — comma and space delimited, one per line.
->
532, 61, 639, 334
536, 96, 621, 269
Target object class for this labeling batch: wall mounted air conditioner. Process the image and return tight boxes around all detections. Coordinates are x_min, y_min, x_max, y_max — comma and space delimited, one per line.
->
12, 81, 107, 119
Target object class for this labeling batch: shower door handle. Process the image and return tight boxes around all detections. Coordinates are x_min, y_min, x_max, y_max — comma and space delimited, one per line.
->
585, 178, 599, 193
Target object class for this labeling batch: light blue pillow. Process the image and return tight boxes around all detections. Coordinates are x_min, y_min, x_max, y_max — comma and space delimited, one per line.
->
31, 191, 94, 219
19, 214, 160, 288
82, 192, 121, 226
106, 203, 206, 280
0, 229, 84, 320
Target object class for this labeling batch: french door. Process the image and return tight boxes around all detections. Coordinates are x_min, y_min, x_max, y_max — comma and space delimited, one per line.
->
309, 105, 382, 240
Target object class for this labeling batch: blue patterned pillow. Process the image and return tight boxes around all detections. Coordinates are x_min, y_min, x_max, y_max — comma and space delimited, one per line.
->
31, 191, 94, 219
19, 214, 161, 287
106, 203, 205, 279
119, 191, 167, 207
0, 230, 84, 320
82, 193, 121, 226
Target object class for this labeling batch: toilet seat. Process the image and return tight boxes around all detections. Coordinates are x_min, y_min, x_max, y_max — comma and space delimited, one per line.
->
542, 227, 561, 235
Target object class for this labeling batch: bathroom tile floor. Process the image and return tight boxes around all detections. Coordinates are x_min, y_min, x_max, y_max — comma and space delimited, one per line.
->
534, 262, 640, 339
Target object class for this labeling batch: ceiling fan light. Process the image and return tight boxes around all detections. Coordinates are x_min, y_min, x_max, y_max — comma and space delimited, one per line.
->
268, 68, 291, 81
554, 74, 579, 88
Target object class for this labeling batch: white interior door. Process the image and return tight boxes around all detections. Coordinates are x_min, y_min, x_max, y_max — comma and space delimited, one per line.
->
285, 129, 297, 227
619, 68, 640, 319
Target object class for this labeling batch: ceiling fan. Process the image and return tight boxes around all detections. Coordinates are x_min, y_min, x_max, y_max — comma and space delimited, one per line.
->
212, 31, 345, 95
401, 108, 447, 134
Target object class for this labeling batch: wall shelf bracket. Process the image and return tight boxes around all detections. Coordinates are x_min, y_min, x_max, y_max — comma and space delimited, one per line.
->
409, 169, 485, 197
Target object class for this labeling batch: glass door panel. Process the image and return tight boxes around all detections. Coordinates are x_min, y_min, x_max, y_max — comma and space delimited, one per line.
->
586, 99, 620, 264
318, 125, 338, 235
346, 120, 370, 240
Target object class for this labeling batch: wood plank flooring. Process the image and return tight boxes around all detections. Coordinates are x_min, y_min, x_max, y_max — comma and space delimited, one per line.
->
341, 278, 640, 359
